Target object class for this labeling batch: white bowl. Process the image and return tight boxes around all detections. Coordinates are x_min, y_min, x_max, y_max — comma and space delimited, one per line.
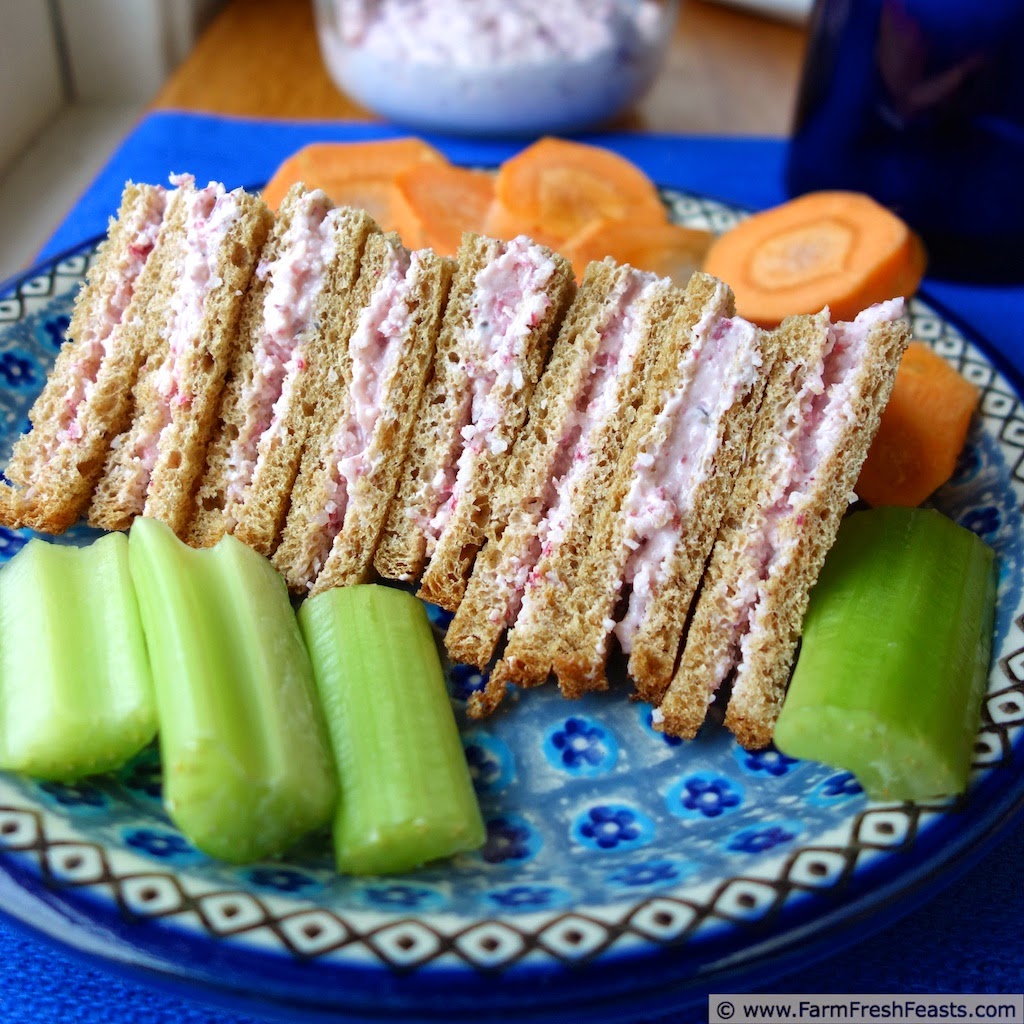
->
314, 0, 679, 136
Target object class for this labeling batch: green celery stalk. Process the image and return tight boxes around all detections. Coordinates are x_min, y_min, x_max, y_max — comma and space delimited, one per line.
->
0, 533, 156, 780
298, 584, 485, 874
774, 506, 995, 800
128, 518, 336, 862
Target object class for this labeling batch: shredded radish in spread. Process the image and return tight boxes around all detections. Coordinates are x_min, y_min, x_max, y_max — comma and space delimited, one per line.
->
223, 192, 339, 508
710, 298, 904, 695
56, 187, 167, 447
420, 236, 556, 553
615, 301, 761, 654
494, 269, 664, 628
305, 242, 423, 582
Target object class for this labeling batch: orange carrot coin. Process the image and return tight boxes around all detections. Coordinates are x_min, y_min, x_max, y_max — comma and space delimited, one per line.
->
857, 342, 980, 507
261, 138, 448, 231
703, 191, 926, 327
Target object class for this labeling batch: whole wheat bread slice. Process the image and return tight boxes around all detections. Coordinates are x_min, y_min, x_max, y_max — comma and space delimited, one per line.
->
189, 186, 378, 554
88, 180, 271, 536
0, 182, 168, 533
273, 234, 453, 593
447, 260, 678, 717
659, 304, 911, 749
388, 234, 575, 609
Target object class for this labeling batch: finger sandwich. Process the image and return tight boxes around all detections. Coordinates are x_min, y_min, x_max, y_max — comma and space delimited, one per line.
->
88, 175, 272, 536
272, 232, 454, 593
374, 233, 575, 608
446, 260, 681, 716
554, 271, 771, 705
657, 300, 910, 748
189, 185, 379, 555
0, 182, 169, 533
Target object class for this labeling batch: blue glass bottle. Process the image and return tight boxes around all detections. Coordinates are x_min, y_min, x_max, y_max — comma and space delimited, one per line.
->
785, 0, 1024, 281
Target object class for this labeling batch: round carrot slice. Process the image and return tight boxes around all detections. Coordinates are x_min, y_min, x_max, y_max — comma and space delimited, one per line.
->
704, 191, 926, 327
492, 137, 668, 243
562, 218, 713, 283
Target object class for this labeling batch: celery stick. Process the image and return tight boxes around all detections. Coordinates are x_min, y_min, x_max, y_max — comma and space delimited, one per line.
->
774, 507, 995, 800
0, 534, 155, 780
299, 584, 485, 874
128, 518, 336, 863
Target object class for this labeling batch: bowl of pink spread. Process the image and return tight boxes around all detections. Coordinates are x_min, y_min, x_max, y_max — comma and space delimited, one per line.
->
314, 0, 678, 136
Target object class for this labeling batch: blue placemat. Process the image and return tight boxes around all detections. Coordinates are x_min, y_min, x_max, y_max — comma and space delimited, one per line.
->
2, 111, 1022, 1022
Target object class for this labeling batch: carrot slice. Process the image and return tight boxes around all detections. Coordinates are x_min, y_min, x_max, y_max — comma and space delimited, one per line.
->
703, 191, 927, 327
261, 139, 449, 231
487, 137, 667, 245
391, 163, 495, 256
562, 218, 714, 284
857, 342, 980, 508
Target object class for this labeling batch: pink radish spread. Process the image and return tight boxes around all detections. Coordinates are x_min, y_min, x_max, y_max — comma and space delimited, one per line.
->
422, 237, 557, 553
223, 191, 339, 508
493, 269, 665, 627
615, 299, 761, 653
710, 298, 904, 694
128, 177, 243, 501
307, 241, 423, 582
57, 186, 167, 445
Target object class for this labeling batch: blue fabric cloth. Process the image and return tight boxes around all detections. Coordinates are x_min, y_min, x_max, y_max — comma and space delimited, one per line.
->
3, 112, 1022, 1022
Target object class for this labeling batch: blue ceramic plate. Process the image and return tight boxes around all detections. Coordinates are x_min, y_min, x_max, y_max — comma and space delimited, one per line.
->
0, 191, 1021, 1023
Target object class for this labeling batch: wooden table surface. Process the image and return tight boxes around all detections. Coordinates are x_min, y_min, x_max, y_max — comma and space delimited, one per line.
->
153, 0, 809, 136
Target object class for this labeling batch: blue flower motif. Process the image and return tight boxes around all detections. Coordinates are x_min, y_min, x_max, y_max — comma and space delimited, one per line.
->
463, 731, 514, 794
734, 745, 799, 777
124, 828, 193, 859
637, 705, 683, 746
449, 663, 488, 701
487, 885, 559, 910
247, 867, 317, 893
0, 527, 28, 559
38, 781, 106, 808
0, 351, 38, 389
727, 824, 798, 855
572, 803, 654, 852
362, 884, 434, 908
667, 773, 743, 820
543, 716, 618, 775
821, 772, 863, 799
480, 814, 540, 865
609, 858, 683, 888
960, 505, 1000, 540
40, 315, 70, 352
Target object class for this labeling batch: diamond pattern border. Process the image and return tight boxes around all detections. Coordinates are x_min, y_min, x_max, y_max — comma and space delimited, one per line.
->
0, 192, 1021, 975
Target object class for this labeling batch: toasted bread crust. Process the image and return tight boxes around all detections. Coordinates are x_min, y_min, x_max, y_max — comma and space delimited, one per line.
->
0, 183, 167, 533
414, 235, 575, 610
723, 314, 909, 748
190, 189, 378, 554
